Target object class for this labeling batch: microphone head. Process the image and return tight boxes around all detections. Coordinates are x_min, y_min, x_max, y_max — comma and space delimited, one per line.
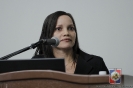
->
51, 37, 60, 47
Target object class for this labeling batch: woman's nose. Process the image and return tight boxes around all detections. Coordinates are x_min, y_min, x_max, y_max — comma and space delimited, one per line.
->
63, 29, 69, 36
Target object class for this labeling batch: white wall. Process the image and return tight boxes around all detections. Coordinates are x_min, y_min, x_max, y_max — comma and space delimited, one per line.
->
0, 0, 133, 76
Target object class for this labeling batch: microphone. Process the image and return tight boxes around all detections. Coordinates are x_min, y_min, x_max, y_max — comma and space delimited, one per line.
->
40, 37, 59, 47
0, 37, 60, 60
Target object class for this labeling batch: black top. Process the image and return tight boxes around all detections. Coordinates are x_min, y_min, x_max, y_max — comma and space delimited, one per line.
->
32, 50, 109, 75
74, 50, 109, 74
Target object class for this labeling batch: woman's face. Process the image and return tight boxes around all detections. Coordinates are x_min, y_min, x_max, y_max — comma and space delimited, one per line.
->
53, 15, 76, 50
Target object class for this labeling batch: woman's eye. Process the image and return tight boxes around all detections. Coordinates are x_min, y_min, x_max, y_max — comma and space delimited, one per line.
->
68, 27, 75, 30
56, 27, 62, 31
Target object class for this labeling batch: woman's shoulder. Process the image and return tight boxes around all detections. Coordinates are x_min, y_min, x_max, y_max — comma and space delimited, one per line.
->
79, 50, 103, 62
76, 50, 109, 74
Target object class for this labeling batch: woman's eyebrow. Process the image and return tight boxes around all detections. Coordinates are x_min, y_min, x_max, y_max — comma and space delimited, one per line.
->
56, 24, 74, 27
69, 24, 74, 27
56, 24, 62, 27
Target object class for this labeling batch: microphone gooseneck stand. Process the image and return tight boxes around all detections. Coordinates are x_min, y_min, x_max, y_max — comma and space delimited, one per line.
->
0, 39, 46, 60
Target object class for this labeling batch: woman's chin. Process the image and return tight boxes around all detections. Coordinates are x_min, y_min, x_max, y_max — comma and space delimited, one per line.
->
57, 46, 73, 50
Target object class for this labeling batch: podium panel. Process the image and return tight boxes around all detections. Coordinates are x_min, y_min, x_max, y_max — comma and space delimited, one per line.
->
0, 70, 132, 88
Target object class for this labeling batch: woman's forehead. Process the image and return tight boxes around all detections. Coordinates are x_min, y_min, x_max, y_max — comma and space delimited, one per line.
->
56, 15, 74, 25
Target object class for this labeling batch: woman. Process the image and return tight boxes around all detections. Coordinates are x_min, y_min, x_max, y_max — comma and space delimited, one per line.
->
33, 11, 109, 74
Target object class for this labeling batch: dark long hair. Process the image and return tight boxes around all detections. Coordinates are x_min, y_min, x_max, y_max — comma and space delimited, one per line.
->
34, 11, 80, 63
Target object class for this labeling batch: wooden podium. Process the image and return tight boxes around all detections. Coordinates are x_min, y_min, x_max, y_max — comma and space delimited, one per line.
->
0, 70, 132, 88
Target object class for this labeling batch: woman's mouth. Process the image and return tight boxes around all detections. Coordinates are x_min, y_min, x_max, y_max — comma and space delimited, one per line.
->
61, 38, 72, 42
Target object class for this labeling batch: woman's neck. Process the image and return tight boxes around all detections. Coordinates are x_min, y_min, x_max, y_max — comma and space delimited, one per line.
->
52, 48, 73, 64
53, 48, 76, 74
